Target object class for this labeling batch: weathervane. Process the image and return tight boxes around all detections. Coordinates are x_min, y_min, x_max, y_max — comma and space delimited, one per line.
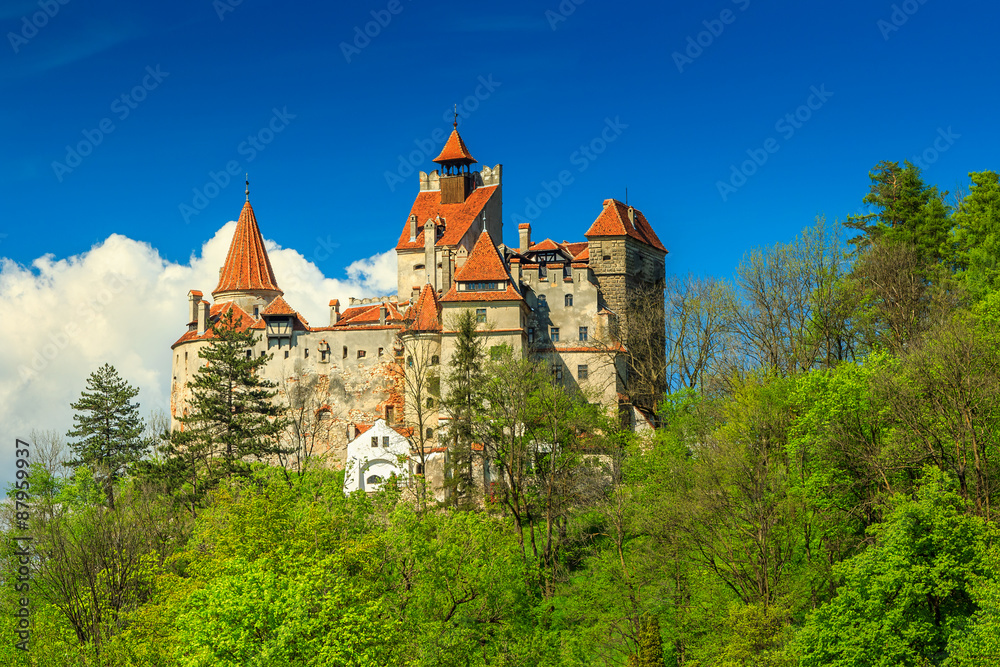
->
453, 104, 458, 129
245, 174, 250, 202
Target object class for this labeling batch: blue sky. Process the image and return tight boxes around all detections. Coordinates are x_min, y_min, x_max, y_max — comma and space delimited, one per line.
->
1, 0, 999, 478
4, 0, 997, 278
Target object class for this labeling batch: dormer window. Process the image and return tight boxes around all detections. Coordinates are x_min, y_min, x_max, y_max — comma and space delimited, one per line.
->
461, 281, 500, 291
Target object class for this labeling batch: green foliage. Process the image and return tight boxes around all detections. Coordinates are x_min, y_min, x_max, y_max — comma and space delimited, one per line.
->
795, 469, 991, 666
66, 363, 151, 508
164, 307, 288, 508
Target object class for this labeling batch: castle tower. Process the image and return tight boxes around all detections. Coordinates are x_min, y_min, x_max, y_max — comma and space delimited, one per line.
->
395, 120, 503, 300
212, 196, 283, 317
584, 199, 668, 411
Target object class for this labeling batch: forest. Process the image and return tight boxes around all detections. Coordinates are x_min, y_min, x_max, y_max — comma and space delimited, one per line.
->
4, 160, 1000, 666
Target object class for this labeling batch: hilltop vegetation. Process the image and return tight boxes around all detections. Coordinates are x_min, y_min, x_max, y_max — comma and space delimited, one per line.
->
6, 161, 1000, 665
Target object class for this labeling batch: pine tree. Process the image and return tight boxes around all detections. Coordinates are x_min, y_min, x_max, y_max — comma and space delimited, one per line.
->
441, 309, 486, 506
66, 363, 150, 509
168, 306, 288, 499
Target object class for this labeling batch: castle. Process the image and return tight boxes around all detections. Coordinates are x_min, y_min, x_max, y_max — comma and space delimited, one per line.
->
170, 121, 667, 493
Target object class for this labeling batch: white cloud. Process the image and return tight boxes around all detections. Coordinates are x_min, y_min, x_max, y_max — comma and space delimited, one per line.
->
0, 222, 397, 486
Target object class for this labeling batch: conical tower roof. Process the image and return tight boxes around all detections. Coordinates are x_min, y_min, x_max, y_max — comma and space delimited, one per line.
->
433, 123, 477, 166
409, 283, 442, 332
213, 201, 283, 297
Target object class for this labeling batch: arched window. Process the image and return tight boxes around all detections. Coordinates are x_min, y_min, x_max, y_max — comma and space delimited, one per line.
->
426, 397, 434, 408
565, 294, 573, 307
317, 409, 332, 421
431, 355, 439, 365
425, 427, 434, 440
366, 474, 383, 485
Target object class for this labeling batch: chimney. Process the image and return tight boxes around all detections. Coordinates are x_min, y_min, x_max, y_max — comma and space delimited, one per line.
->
329, 299, 340, 326
197, 300, 209, 335
424, 219, 437, 290
348, 424, 356, 441
379, 304, 387, 325
409, 214, 418, 241
509, 257, 522, 284
187, 290, 203, 324
519, 223, 531, 253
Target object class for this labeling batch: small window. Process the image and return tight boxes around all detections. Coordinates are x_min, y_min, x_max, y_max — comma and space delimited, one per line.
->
386, 406, 395, 423
551, 327, 560, 342
246, 350, 252, 360
320, 350, 329, 362
253, 306, 259, 318
343, 346, 348, 359
383, 436, 389, 446
476, 308, 486, 323
407, 356, 413, 368
565, 294, 573, 307
304, 348, 309, 358
578, 364, 589, 380
284, 350, 289, 359
185, 351, 188, 361
318, 409, 331, 421
603, 254, 611, 261
431, 355, 439, 365
366, 474, 383, 485
426, 428, 434, 440
378, 347, 384, 357
358, 350, 366, 358
416, 463, 424, 475
371, 436, 378, 448
528, 328, 534, 343
579, 326, 588, 341
414, 264, 425, 271
552, 364, 563, 380
426, 397, 434, 408
260, 351, 266, 358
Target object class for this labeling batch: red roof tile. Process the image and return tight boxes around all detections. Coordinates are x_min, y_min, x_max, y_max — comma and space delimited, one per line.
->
454, 231, 510, 282
335, 302, 405, 327
564, 242, 588, 258
530, 238, 560, 252
213, 201, 283, 295
439, 283, 524, 303
433, 127, 477, 165
409, 284, 442, 332
584, 199, 667, 253
171, 302, 258, 348
261, 295, 296, 315
573, 246, 590, 261
395, 185, 499, 251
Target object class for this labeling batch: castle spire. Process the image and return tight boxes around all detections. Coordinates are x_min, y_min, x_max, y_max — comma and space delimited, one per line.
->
245, 173, 250, 202
433, 118, 476, 172
213, 197, 283, 298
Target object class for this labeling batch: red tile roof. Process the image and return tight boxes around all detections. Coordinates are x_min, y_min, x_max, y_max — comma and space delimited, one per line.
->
334, 301, 405, 327
213, 201, 283, 295
409, 284, 442, 332
439, 283, 524, 303
454, 231, 510, 282
530, 238, 560, 252
171, 302, 258, 348
584, 199, 667, 253
573, 246, 590, 261
395, 185, 499, 251
261, 295, 296, 315
433, 127, 477, 165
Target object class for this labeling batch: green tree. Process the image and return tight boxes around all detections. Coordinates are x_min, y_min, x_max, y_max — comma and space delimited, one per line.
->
441, 309, 486, 506
844, 159, 950, 264
795, 468, 990, 666
66, 363, 150, 509
166, 307, 288, 508
946, 170, 1000, 298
